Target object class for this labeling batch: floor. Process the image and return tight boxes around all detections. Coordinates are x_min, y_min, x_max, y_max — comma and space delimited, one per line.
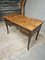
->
0, 21, 45, 60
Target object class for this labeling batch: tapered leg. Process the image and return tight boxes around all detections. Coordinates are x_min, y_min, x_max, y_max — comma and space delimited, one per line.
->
28, 33, 32, 50
36, 25, 41, 40
5, 21, 9, 34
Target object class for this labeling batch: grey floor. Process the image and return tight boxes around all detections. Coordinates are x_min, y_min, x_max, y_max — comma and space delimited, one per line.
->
0, 21, 45, 60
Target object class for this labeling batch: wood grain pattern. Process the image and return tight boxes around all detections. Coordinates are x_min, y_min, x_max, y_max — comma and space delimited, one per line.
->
4, 14, 43, 31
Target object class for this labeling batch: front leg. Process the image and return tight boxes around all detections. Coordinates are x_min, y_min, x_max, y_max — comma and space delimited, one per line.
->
27, 32, 32, 50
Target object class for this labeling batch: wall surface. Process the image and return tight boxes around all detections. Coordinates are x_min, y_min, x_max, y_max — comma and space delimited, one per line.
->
25, 0, 45, 34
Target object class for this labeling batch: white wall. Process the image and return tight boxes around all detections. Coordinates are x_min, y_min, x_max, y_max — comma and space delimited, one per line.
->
25, 0, 45, 34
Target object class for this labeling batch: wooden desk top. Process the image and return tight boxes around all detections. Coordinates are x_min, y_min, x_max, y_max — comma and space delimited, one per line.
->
4, 14, 44, 31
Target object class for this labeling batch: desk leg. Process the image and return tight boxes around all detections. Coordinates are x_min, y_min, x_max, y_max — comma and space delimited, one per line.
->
5, 21, 9, 34
28, 33, 32, 50
36, 25, 41, 40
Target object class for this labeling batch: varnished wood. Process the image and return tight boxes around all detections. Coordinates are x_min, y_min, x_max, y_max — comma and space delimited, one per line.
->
28, 32, 32, 50
36, 25, 41, 40
20, 0, 26, 15
4, 14, 44, 50
5, 20, 9, 34
4, 14, 43, 31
